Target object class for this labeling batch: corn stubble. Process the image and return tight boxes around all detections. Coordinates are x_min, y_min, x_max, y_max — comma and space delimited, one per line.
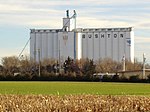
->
0, 95, 149, 112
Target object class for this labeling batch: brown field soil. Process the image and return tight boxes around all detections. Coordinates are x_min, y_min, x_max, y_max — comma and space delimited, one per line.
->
0, 95, 150, 112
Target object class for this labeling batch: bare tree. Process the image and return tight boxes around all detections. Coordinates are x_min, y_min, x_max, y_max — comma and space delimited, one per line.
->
1, 56, 19, 68
1, 56, 20, 76
95, 58, 122, 73
41, 58, 56, 66
125, 59, 142, 71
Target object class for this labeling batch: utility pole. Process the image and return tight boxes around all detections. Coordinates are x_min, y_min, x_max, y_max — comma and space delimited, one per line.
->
58, 40, 61, 73
122, 55, 125, 71
38, 49, 41, 77
143, 53, 146, 79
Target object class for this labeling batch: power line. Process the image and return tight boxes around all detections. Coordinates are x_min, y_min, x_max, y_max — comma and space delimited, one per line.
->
18, 37, 31, 58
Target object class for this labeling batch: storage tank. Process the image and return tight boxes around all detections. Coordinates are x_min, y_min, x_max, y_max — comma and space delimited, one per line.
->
35, 30, 42, 62
99, 31, 106, 59
41, 31, 48, 59
93, 32, 100, 61
76, 32, 82, 60
118, 31, 125, 61
112, 31, 119, 61
53, 32, 58, 59
81, 32, 87, 59
87, 32, 93, 59
106, 31, 112, 58
47, 31, 53, 58
30, 30, 36, 61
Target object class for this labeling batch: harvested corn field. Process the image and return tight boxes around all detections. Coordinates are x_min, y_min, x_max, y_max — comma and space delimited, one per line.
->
0, 95, 150, 112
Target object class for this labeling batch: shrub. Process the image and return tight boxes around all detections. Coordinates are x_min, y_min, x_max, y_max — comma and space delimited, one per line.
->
147, 74, 150, 82
102, 75, 112, 82
112, 75, 120, 82
119, 76, 129, 82
129, 75, 140, 82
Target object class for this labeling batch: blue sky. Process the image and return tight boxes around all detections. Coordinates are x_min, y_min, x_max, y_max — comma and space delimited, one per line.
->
0, 0, 150, 63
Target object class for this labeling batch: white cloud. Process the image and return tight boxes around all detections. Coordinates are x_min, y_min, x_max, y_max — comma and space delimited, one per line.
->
77, 17, 131, 28
135, 36, 150, 44
134, 36, 150, 62
0, 0, 149, 30
28, 20, 62, 28
136, 22, 150, 30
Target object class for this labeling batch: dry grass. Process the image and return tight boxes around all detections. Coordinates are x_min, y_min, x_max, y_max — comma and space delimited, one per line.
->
0, 95, 150, 112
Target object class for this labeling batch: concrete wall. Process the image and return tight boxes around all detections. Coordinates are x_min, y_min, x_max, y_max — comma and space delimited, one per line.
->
30, 27, 134, 62
80, 27, 134, 62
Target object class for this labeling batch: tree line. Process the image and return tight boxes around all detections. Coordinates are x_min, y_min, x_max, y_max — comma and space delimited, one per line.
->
0, 56, 150, 82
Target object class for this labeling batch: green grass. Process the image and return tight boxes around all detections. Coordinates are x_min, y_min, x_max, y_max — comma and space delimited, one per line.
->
0, 82, 149, 95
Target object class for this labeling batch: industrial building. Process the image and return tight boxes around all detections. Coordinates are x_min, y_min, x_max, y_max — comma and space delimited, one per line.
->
30, 10, 134, 62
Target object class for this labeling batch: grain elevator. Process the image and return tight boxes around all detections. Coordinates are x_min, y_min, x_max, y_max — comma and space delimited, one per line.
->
30, 10, 134, 62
